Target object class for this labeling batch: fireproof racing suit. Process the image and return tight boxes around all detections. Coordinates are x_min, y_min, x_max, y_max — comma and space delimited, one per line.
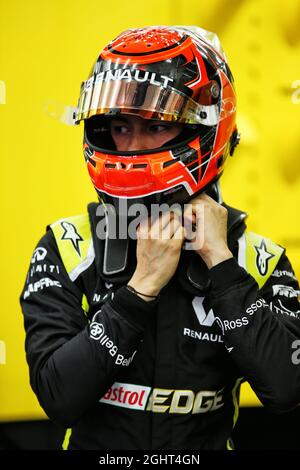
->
20, 202, 300, 450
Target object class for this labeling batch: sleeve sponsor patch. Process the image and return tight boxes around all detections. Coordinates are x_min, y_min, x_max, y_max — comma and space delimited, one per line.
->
272, 285, 300, 298
23, 277, 62, 299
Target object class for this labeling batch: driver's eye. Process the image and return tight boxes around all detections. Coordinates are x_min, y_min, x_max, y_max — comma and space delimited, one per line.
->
112, 125, 129, 134
149, 123, 173, 133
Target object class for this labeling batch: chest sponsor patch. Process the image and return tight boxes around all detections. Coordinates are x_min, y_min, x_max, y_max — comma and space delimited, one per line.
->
100, 382, 224, 414
183, 328, 223, 343
100, 382, 151, 410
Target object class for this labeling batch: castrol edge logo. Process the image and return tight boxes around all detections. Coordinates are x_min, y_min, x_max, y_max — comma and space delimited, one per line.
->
100, 382, 224, 414
100, 382, 151, 411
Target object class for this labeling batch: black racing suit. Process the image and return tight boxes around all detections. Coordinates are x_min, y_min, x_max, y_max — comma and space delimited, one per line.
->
20, 203, 300, 450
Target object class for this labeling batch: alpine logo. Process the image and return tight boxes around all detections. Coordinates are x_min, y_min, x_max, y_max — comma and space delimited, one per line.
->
254, 239, 275, 276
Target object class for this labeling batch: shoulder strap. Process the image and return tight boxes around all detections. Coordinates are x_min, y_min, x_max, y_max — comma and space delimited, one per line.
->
50, 213, 95, 282
237, 232, 284, 289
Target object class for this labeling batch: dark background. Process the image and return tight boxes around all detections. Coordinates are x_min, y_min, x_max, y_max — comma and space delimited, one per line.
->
1, 407, 299, 450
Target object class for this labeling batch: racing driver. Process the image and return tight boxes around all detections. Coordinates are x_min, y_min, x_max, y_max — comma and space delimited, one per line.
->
20, 25, 300, 450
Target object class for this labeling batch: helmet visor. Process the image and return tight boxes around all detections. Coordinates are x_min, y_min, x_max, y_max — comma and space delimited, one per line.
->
75, 70, 220, 126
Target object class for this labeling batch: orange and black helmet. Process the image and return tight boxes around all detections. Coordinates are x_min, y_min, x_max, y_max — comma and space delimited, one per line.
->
75, 26, 239, 210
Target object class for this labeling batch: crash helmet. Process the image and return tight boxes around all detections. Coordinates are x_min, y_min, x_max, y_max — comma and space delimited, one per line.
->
75, 25, 239, 212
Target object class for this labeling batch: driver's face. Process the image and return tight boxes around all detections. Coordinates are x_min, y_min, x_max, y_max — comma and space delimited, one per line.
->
110, 115, 183, 151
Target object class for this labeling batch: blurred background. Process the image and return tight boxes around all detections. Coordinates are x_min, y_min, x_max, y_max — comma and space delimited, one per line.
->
0, 0, 299, 450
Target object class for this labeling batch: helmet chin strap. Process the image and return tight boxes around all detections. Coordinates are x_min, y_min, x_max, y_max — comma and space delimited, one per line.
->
101, 181, 223, 277
204, 180, 223, 203
97, 180, 247, 296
